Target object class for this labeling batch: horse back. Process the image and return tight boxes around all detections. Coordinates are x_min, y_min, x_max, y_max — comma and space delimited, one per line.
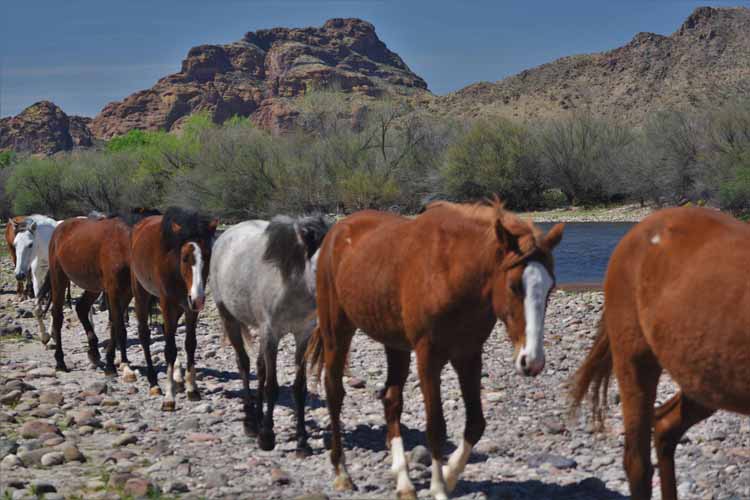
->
50, 217, 131, 292
605, 207, 750, 412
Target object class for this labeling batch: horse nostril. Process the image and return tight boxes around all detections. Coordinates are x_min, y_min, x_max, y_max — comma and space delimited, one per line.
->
520, 355, 527, 369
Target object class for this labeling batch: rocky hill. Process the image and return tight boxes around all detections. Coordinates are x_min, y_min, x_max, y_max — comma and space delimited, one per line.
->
0, 101, 93, 155
431, 6, 750, 124
90, 18, 429, 138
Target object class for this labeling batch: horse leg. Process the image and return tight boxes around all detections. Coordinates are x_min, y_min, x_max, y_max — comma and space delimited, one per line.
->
132, 278, 158, 392
31, 262, 48, 344
322, 325, 356, 491
613, 345, 661, 500
75, 290, 102, 370
654, 392, 715, 500
108, 279, 132, 376
258, 330, 280, 451
383, 347, 415, 500
160, 299, 181, 412
218, 303, 258, 437
184, 310, 201, 401
415, 339, 449, 500
49, 265, 69, 372
293, 331, 312, 457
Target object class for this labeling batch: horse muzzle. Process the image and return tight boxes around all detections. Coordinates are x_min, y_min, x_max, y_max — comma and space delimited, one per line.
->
15, 271, 26, 281
515, 352, 545, 377
188, 295, 205, 312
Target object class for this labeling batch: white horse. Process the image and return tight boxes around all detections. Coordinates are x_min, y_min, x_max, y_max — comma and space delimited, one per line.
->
210, 214, 329, 456
12, 214, 59, 342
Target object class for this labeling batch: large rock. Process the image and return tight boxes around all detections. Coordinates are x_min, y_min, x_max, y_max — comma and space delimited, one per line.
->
20, 420, 60, 439
90, 18, 428, 138
0, 101, 92, 155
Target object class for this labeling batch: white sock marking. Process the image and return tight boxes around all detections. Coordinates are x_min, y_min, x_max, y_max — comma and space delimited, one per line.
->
390, 437, 415, 494
443, 439, 473, 493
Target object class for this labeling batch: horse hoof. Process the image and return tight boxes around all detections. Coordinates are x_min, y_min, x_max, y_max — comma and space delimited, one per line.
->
295, 443, 313, 458
122, 369, 137, 383
149, 386, 163, 397
397, 488, 418, 500
258, 430, 276, 451
40, 334, 50, 346
333, 473, 355, 492
55, 364, 69, 373
187, 390, 201, 402
243, 420, 259, 438
161, 400, 176, 412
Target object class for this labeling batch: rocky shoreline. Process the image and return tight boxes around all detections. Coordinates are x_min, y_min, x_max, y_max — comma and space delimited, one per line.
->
521, 204, 654, 223
1, 259, 748, 500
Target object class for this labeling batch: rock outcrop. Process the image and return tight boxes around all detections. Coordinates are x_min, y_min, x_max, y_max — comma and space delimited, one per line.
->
432, 6, 750, 125
90, 18, 428, 138
0, 101, 92, 155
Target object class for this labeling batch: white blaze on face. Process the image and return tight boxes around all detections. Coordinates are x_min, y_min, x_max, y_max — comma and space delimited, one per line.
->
516, 261, 554, 376
189, 243, 205, 307
13, 231, 33, 278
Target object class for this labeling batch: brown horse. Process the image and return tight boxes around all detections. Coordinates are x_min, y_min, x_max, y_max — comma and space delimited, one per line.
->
130, 207, 217, 411
307, 200, 564, 499
6, 216, 31, 298
44, 216, 134, 374
571, 206, 750, 500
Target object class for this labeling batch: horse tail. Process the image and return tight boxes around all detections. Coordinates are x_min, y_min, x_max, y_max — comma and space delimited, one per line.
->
37, 271, 53, 317
305, 323, 325, 383
569, 310, 612, 431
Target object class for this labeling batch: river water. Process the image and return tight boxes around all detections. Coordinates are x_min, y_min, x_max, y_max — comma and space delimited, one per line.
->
539, 222, 635, 285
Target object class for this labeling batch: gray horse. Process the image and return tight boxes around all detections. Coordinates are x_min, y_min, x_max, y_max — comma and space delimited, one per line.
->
210, 214, 330, 455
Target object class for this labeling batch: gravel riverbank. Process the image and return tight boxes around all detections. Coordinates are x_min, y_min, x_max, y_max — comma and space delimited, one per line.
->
1, 257, 748, 500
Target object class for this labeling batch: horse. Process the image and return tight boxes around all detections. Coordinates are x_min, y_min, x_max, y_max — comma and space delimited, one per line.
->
307, 199, 564, 499
210, 215, 329, 455
570, 206, 750, 500
130, 207, 218, 411
42, 216, 134, 374
11, 215, 59, 341
5, 216, 32, 298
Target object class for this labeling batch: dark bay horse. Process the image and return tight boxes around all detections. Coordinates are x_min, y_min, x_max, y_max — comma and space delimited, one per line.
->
44, 216, 134, 374
130, 207, 217, 411
571, 206, 750, 500
308, 200, 564, 499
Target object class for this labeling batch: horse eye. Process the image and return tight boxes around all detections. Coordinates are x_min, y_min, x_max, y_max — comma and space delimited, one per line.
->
510, 281, 524, 295
27, 242, 33, 248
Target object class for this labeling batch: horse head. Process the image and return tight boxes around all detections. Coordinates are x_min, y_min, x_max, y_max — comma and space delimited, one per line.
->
489, 204, 564, 377
163, 208, 219, 312
262, 214, 330, 292
13, 220, 38, 281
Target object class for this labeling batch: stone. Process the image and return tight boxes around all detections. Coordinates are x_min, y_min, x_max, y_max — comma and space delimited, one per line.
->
527, 453, 577, 470
164, 481, 189, 493
1, 453, 22, 468
294, 495, 329, 500
60, 444, 85, 462
20, 420, 60, 439
0, 438, 19, 458
82, 382, 108, 396
39, 392, 64, 406
18, 447, 56, 466
409, 445, 432, 467
0, 390, 22, 405
41, 451, 65, 466
27, 367, 57, 378
123, 478, 157, 497
30, 480, 57, 494
271, 467, 290, 485
113, 434, 138, 447
107, 472, 135, 490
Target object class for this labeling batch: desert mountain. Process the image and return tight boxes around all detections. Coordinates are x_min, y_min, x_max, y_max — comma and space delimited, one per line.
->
0, 101, 92, 155
431, 6, 750, 124
90, 18, 428, 138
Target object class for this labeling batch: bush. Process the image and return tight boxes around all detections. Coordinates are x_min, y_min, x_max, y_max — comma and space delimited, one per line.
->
7, 157, 69, 216
536, 114, 633, 205
441, 119, 545, 209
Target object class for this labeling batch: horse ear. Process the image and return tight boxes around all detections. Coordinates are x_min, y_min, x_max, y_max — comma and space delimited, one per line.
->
495, 219, 517, 251
208, 218, 219, 233
9, 218, 17, 229
171, 222, 182, 234
544, 223, 564, 250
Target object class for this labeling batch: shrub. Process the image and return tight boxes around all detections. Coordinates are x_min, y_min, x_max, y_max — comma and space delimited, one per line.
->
7, 157, 69, 216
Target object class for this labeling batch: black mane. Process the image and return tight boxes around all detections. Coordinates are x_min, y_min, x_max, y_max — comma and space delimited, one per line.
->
161, 207, 215, 251
106, 207, 162, 226
263, 214, 330, 281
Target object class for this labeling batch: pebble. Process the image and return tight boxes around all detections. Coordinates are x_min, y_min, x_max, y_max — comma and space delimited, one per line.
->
409, 445, 432, 467
113, 433, 138, 447
40, 451, 65, 466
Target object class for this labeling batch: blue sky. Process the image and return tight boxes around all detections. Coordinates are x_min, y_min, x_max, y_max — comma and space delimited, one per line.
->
0, 1, 745, 117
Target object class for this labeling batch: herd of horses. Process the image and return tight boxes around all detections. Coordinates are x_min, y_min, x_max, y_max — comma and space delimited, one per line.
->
6, 201, 749, 500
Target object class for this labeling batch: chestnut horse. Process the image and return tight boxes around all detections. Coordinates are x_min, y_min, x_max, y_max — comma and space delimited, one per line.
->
130, 207, 217, 411
43, 216, 134, 374
571, 206, 750, 500
307, 200, 564, 499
